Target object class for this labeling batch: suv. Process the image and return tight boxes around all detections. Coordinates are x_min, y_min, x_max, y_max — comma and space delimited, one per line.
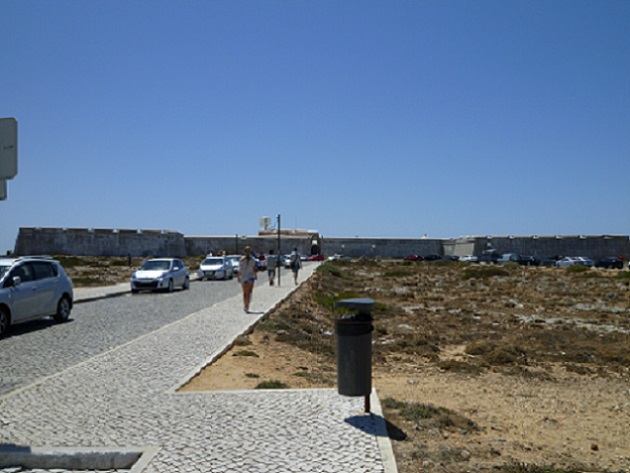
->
0, 256, 74, 337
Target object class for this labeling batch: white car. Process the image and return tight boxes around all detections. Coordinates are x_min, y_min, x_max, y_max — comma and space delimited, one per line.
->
459, 255, 478, 263
555, 256, 593, 268
226, 255, 241, 273
198, 256, 234, 281
131, 258, 190, 293
0, 256, 74, 337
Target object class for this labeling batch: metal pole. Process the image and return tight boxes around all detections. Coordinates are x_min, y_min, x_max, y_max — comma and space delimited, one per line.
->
277, 214, 281, 287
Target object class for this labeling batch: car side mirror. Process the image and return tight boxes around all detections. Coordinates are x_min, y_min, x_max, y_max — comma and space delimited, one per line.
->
12, 276, 22, 287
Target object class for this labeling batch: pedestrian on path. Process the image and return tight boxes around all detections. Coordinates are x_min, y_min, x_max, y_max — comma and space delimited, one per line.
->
290, 248, 301, 285
267, 249, 277, 286
238, 246, 257, 312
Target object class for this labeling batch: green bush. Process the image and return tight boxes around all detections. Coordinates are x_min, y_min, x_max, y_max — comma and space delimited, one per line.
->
316, 263, 347, 278
233, 350, 258, 357
314, 291, 360, 310
255, 380, 289, 389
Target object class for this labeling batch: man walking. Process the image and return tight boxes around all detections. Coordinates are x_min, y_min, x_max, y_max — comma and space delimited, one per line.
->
267, 249, 277, 286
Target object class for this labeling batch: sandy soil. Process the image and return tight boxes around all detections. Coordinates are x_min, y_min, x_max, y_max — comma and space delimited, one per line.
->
182, 336, 630, 473
66, 256, 630, 473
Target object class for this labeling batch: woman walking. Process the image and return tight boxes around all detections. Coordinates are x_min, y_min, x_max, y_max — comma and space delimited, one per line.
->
238, 246, 257, 313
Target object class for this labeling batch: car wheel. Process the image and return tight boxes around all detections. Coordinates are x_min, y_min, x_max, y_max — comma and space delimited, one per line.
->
167, 279, 174, 292
54, 296, 71, 323
0, 307, 10, 338
131, 289, 139, 294
183, 276, 190, 290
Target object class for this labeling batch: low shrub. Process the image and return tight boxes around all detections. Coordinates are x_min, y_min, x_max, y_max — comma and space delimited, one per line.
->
255, 380, 289, 389
233, 350, 258, 357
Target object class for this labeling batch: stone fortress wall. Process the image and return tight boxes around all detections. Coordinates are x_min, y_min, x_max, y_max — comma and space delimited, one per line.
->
14, 227, 187, 258
12, 227, 630, 261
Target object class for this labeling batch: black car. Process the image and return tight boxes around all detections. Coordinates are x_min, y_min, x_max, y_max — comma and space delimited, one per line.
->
423, 254, 442, 261
595, 256, 624, 269
540, 256, 561, 267
478, 251, 500, 264
516, 255, 540, 266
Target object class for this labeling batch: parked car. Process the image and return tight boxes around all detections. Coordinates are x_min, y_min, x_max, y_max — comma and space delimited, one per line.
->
198, 256, 234, 280
423, 254, 442, 261
555, 257, 579, 268
478, 251, 499, 264
497, 253, 518, 264
404, 254, 423, 261
326, 254, 351, 262
541, 256, 561, 267
0, 256, 74, 337
595, 256, 624, 269
255, 253, 267, 271
555, 256, 593, 268
576, 257, 594, 267
131, 258, 190, 293
459, 255, 478, 263
307, 254, 325, 261
226, 255, 241, 273
516, 255, 540, 266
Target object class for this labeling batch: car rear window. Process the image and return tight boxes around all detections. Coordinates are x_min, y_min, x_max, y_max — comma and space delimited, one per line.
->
142, 260, 171, 271
32, 261, 56, 280
203, 258, 223, 265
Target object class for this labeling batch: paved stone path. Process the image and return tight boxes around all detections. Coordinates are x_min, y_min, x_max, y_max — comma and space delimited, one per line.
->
1, 264, 397, 473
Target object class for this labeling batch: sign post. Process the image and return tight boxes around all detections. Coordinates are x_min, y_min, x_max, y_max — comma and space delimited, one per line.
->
0, 118, 18, 200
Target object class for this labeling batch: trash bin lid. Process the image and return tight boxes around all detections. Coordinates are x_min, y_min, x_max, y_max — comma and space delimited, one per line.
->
334, 298, 374, 315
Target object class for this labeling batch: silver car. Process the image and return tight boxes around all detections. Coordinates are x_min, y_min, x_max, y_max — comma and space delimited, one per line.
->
555, 256, 594, 268
198, 256, 234, 280
226, 255, 241, 273
131, 258, 190, 293
0, 256, 74, 337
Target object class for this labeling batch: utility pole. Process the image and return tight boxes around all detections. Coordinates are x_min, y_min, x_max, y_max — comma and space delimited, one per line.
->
277, 214, 281, 287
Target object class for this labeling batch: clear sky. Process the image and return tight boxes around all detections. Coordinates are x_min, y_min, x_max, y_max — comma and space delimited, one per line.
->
1, 1, 629, 254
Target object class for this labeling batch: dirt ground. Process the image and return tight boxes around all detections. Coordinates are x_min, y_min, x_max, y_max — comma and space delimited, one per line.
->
181, 259, 630, 473
60, 256, 630, 473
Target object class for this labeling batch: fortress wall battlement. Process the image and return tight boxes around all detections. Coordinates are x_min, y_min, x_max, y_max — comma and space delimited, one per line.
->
12, 227, 630, 261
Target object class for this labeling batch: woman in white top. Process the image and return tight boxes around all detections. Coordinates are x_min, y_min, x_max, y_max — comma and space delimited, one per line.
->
238, 246, 257, 313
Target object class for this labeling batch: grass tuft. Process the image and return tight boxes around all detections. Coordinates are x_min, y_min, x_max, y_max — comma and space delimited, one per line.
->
255, 380, 289, 389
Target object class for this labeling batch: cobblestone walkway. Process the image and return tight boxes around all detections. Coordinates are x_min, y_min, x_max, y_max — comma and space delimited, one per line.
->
0, 265, 397, 473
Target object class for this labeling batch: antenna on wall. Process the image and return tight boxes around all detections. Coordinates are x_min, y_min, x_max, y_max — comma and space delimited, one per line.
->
259, 216, 272, 230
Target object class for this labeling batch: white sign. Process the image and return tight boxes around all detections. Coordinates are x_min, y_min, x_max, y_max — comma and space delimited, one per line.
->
0, 180, 6, 200
0, 118, 18, 179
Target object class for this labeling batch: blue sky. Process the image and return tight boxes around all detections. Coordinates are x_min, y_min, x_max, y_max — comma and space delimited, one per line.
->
1, 1, 629, 254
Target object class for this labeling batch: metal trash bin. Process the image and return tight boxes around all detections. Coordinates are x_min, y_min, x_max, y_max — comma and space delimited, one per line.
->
334, 298, 374, 398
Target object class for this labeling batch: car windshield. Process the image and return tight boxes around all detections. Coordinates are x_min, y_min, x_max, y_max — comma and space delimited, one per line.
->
141, 260, 171, 271
203, 258, 223, 265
